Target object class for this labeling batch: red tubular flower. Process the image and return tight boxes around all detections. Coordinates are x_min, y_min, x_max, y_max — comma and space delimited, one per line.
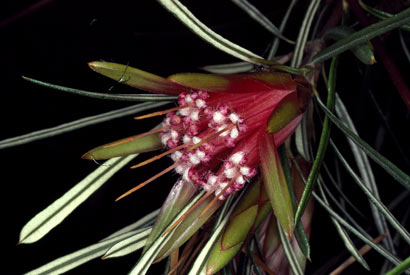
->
86, 61, 312, 235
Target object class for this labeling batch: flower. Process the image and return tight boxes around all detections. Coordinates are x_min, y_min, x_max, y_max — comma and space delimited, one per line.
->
84, 61, 313, 271
86, 62, 312, 205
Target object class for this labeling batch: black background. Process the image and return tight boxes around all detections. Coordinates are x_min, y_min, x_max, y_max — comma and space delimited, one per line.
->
2, 0, 409, 274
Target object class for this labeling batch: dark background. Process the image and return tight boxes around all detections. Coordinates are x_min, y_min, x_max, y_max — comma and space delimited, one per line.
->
2, 0, 409, 274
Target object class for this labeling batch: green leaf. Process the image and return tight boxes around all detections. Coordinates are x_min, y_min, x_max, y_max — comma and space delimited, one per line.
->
155, 192, 224, 262
290, 0, 321, 67
24, 212, 157, 274
358, 0, 410, 32
22, 76, 177, 101
312, 191, 407, 272
82, 129, 163, 160
188, 193, 243, 275
317, 182, 370, 270
157, 0, 268, 65
19, 155, 138, 244
231, 0, 294, 44
335, 95, 395, 252
102, 227, 152, 259
330, 140, 410, 245
259, 131, 294, 236
143, 179, 197, 253
129, 191, 205, 275
88, 61, 188, 95
0, 102, 170, 150
315, 96, 410, 190
206, 179, 271, 274
324, 26, 376, 65
311, 6, 410, 64
25, 228, 146, 275
268, 0, 300, 59
200, 62, 254, 74
277, 220, 304, 275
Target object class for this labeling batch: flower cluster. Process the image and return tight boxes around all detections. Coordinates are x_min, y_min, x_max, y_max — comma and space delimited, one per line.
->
160, 90, 258, 199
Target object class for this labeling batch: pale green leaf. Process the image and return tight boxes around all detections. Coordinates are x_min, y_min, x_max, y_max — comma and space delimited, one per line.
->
22, 76, 177, 101
231, 0, 293, 44
24, 229, 142, 275
102, 209, 159, 240
103, 227, 152, 259
188, 192, 242, 275
128, 191, 205, 275
312, 191, 407, 271
316, 97, 410, 190
0, 102, 170, 149
330, 140, 410, 245
25, 211, 157, 275
19, 155, 138, 244
335, 94, 395, 252
200, 62, 254, 74
157, 0, 266, 65
277, 220, 304, 275
290, 0, 321, 67
317, 182, 370, 270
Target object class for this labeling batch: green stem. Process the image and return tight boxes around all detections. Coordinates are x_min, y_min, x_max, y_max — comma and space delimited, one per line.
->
385, 256, 410, 275
294, 55, 338, 224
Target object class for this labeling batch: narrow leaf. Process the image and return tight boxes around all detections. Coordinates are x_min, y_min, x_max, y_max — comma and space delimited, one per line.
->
102, 209, 159, 240
188, 193, 242, 275
143, 179, 197, 252
22, 76, 177, 101
311, 6, 410, 64
312, 191, 407, 272
157, 0, 268, 65
206, 179, 271, 274
19, 154, 138, 244
0, 102, 170, 149
25, 228, 144, 275
88, 61, 188, 95
231, 0, 294, 44
324, 26, 376, 65
358, 0, 410, 32
259, 131, 294, 236
335, 94, 396, 252
200, 62, 254, 74
82, 130, 163, 160
103, 227, 152, 259
331, 140, 410, 244
128, 191, 205, 275
290, 0, 321, 67
316, 97, 410, 190
277, 220, 304, 275
25, 211, 158, 275
317, 182, 370, 270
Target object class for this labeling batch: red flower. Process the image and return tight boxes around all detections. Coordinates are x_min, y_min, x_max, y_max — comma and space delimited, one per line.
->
86, 61, 312, 234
